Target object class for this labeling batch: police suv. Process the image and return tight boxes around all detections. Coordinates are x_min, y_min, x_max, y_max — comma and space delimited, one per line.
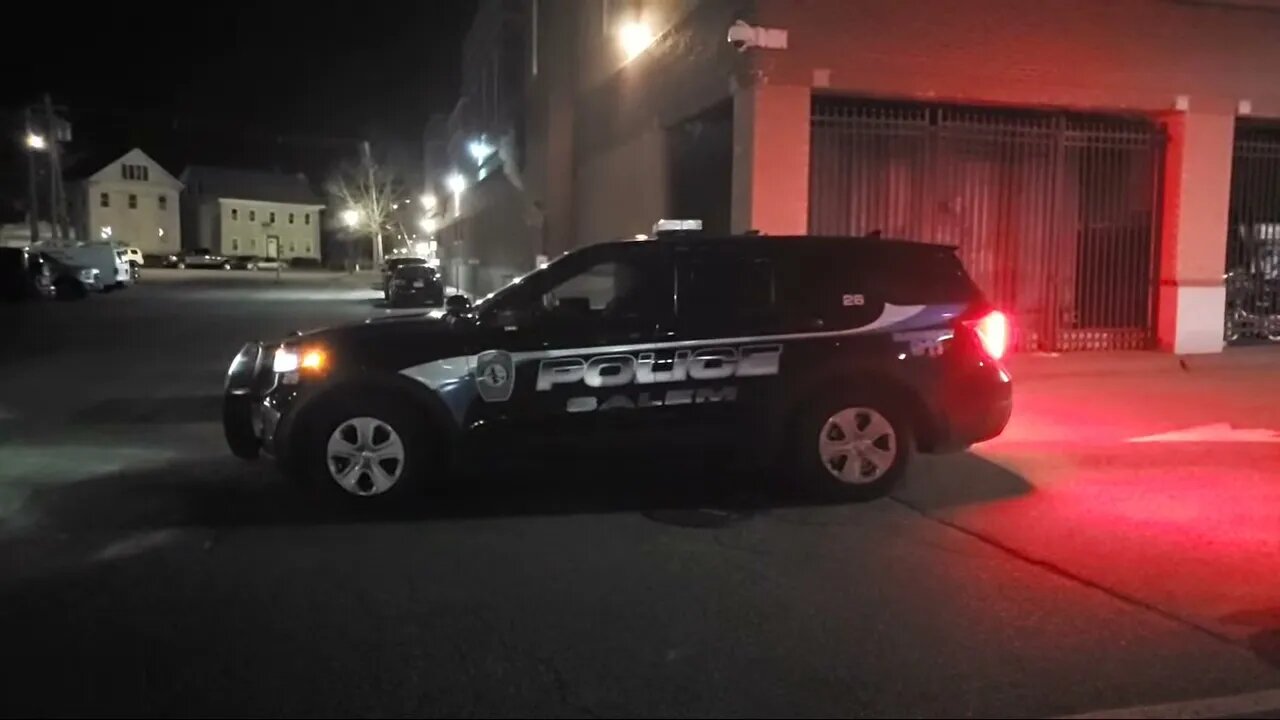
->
224, 221, 1012, 503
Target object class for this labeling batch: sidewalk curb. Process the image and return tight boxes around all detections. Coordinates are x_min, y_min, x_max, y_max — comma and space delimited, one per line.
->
1007, 345, 1280, 381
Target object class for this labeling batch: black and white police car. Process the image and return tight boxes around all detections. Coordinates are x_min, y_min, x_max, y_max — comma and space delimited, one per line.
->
224, 220, 1012, 503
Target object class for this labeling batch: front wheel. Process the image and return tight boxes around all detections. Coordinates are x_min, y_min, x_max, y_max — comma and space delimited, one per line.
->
176, 261, 186, 269
298, 393, 431, 504
794, 393, 913, 502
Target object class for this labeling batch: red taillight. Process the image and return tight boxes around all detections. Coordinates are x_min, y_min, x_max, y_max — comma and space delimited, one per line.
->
964, 310, 1009, 360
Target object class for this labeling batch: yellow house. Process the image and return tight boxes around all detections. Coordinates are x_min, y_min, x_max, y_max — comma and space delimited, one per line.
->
75, 148, 182, 255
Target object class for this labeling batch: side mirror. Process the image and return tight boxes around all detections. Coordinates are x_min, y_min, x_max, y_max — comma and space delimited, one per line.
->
444, 294, 472, 314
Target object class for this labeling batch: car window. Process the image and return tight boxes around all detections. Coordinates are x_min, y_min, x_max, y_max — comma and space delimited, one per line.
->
487, 248, 668, 333
676, 250, 778, 334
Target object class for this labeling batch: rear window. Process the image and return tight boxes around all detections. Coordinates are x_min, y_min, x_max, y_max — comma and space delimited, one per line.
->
396, 265, 437, 278
873, 245, 977, 304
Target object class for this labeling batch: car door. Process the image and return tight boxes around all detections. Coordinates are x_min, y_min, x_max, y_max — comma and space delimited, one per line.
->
656, 243, 789, 447
464, 243, 674, 454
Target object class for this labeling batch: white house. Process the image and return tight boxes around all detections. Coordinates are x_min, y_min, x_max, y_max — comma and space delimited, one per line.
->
74, 149, 182, 255
179, 167, 324, 262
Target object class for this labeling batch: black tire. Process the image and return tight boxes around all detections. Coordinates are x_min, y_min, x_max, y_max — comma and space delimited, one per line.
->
53, 278, 86, 301
793, 391, 913, 502
296, 390, 432, 505
223, 394, 260, 459
222, 261, 233, 270
176, 261, 186, 269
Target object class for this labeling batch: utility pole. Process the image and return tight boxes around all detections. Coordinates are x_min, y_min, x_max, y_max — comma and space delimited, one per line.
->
363, 140, 383, 268
24, 107, 40, 246
43, 95, 62, 242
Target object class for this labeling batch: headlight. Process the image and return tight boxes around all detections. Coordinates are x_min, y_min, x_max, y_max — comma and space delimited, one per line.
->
272, 347, 300, 373
273, 345, 328, 375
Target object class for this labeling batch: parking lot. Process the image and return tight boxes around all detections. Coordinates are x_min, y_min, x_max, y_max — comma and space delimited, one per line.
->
1, 269, 1278, 718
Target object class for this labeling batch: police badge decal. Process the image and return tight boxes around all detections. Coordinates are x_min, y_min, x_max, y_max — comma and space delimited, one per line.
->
474, 349, 515, 402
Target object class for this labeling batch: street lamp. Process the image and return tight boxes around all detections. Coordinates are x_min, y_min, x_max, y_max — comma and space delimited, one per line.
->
341, 208, 360, 228
420, 193, 437, 211
25, 132, 47, 151
468, 138, 495, 164
419, 216, 437, 233
618, 20, 655, 61
445, 173, 467, 196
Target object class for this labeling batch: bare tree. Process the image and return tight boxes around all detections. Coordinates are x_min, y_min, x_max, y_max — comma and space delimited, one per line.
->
326, 143, 401, 268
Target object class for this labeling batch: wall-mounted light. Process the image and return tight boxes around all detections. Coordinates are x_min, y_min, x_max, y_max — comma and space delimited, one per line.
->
341, 208, 360, 228
618, 20, 655, 62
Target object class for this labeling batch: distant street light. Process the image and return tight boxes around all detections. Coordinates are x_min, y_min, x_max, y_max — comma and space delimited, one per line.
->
341, 208, 361, 228
619, 20, 655, 61
420, 193, 437, 211
25, 132, 47, 151
445, 173, 467, 195
419, 216, 437, 233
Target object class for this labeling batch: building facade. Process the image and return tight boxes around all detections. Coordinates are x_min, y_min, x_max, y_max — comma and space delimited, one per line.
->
74, 148, 182, 255
179, 167, 324, 262
426, 0, 540, 297
505, 0, 1280, 354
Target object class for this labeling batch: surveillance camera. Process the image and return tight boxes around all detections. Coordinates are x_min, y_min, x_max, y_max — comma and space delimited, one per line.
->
727, 20, 756, 51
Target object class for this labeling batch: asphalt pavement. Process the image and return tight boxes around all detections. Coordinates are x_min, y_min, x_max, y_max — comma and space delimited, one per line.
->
0, 269, 1278, 718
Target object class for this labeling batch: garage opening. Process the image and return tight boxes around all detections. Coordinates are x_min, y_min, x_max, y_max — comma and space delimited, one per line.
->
809, 98, 1165, 352
1225, 120, 1280, 344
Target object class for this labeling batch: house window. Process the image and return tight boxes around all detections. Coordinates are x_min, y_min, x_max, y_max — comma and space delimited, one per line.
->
269, 211, 276, 223
120, 164, 150, 181
99, 192, 109, 208
128, 194, 138, 209
304, 242, 312, 254
288, 212, 295, 224
232, 238, 239, 252
249, 210, 256, 222
249, 237, 256, 250
158, 195, 167, 210
304, 213, 311, 225
289, 241, 296, 253
231, 208, 239, 221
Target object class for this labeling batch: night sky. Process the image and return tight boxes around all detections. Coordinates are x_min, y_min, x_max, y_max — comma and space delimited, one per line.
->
0, 0, 476, 221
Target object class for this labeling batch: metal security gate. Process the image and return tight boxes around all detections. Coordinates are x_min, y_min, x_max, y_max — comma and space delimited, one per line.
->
810, 98, 1165, 352
1225, 121, 1280, 343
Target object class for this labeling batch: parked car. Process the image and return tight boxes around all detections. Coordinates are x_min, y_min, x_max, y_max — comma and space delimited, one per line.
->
166, 248, 230, 269
228, 255, 288, 271
223, 222, 1013, 505
387, 264, 445, 307
0, 247, 49, 301
380, 256, 428, 299
39, 253, 98, 300
120, 247, 145, 267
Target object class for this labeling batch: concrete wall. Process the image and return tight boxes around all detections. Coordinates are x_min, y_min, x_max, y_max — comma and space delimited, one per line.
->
755, 0, 1280, 117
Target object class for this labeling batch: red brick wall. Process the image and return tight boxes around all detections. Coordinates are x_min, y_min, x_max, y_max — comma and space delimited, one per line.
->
755, 0, 1280, 117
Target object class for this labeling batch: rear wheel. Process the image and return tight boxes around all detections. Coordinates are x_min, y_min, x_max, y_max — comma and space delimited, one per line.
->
298, 392, 431, 504
794, 392, 912, 502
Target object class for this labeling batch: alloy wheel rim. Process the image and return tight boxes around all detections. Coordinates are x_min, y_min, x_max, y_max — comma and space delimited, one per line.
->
818, 407, 897, 484
325, 416, 406, 496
